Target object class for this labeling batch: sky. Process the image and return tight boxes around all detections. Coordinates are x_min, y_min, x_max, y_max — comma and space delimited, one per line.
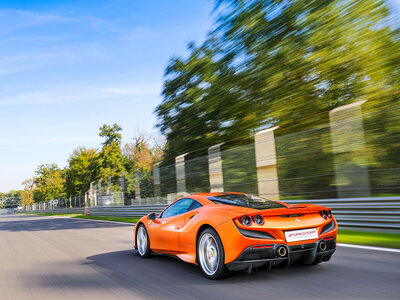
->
0, 0, 214, 192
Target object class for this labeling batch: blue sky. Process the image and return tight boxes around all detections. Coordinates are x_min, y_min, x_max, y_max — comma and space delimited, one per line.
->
0, 0, 214, 192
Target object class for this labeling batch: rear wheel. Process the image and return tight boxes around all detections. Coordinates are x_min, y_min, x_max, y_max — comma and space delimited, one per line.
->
136, 224, 151, 258
197, 228, 230, 279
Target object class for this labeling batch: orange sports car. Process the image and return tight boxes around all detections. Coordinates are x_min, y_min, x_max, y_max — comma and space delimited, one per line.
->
134, 192, 337, 279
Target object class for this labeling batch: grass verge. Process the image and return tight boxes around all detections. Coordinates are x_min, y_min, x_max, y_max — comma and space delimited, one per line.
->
73, 215, 139, 223
337, 229, 400, 249
16, 212, 82, 217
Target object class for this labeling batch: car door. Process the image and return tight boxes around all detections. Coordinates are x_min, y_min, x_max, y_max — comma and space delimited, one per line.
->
148, 198, 194, 253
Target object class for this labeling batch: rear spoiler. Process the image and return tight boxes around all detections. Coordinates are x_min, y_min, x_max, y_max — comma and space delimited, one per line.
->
231, 204, 328, 219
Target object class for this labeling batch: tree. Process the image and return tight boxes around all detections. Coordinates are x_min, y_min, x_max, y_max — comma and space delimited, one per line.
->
99, 124, 122, 146
155, 39, 243, 159
33, 164, 66, 202
65, 147, 99, 196
123, 130, 155, 172
97, 144, 126, 180
97, 124, 126, 182
155, 0, 398, 158
21, 178, 35, 206
122, 130, 163, 197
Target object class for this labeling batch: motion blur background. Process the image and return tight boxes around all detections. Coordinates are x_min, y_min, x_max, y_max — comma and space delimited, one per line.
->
2, 0, 400, 233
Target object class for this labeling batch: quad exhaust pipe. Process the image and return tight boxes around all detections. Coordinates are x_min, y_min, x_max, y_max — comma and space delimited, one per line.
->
319, 241, 327, 251
276, 246, 287, 257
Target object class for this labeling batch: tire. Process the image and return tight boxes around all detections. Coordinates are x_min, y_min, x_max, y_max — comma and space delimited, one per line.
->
197, 228, 231, 279
136, 224, 151, 258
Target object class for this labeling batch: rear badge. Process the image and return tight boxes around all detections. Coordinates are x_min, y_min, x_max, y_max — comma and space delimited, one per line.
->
295, 218, 300, 222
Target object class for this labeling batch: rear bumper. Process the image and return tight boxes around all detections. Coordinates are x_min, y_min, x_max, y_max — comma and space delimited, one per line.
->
226, 237, 336, 272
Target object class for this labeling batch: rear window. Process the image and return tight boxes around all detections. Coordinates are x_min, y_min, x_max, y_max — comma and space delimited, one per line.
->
208, 194, 285, 210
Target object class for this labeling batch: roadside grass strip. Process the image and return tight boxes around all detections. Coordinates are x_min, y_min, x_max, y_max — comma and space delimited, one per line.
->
337, 229, 400, 250
73, 215, 140, 224
16, 212, 82, 217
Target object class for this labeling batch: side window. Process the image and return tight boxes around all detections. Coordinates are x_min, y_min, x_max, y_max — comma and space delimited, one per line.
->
160, 198, 193, 218
187, 200, 202, 212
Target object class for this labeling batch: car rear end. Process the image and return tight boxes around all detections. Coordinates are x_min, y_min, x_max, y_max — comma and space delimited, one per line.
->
214, 201, 337, 272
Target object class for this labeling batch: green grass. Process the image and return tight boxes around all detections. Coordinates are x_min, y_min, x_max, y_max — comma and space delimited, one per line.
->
16, 212, 83, 217
73, 215, 140, 223
337, 229, 400, 249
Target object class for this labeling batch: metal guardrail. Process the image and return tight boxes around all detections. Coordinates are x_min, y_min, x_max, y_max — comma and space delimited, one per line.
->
285, 197, 400, 230
88, 204, 167, 217
20, 197, 400, 231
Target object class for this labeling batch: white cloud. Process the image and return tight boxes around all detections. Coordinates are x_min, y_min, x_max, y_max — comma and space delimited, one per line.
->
121, 26, 151, 41
0, 84, 160, 106
101, 85, 160, 96
0, 51, 76, 75
0, 8, 111, 36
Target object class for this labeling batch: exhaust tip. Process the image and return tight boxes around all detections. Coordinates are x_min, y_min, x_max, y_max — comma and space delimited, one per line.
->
276, 246, 287, 257
319, 241, 327, 251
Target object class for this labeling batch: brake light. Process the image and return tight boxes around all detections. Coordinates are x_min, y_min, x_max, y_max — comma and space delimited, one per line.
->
320, 210, 332, 219
252, 214, 264, 225
238, 215, 252, 226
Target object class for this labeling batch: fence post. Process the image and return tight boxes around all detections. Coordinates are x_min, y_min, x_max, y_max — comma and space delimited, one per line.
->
153, 162, 161, 197
254, 126, 280, 200
98, 179, 102, 197
120, 173, 126, 205
107, 176, 112, 195
135, 169, 141, 201
208, 143, 224, 192
176, 153, 188, 195
329, 100, 371, 198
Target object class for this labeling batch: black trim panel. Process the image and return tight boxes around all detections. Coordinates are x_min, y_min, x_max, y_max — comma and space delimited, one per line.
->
234, 223, 276, 239
321, 220, 335, 234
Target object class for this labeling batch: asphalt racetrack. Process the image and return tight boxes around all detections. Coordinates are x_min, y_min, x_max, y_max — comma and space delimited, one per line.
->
0, 214, 399, 299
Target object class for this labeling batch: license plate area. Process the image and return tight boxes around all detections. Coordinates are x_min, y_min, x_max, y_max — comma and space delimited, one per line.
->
285, 228, 318, 242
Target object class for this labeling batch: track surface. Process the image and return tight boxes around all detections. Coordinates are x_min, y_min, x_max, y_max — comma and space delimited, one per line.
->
0, 214, 399, 300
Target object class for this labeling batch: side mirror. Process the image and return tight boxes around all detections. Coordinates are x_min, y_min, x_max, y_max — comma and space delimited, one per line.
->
148, 212, 156, 220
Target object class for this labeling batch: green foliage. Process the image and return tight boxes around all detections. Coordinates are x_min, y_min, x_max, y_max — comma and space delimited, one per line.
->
65, 147, 99, 196
97, 144, 126, 181
99, 124, 122, 146
17, 124, 163, 204
156, 0, 398, 160
33, 164, 66, 202
73, 215, 140, 223
97, 123, 126, 182
153, 0, 399, 198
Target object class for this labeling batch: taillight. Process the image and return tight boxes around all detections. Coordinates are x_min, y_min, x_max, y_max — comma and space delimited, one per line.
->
238, 215, 252, 226
252, 214, 264, 225
320, 210, 332, 219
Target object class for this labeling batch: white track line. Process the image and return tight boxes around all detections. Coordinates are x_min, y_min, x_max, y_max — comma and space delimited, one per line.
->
337, 243, 400, 253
